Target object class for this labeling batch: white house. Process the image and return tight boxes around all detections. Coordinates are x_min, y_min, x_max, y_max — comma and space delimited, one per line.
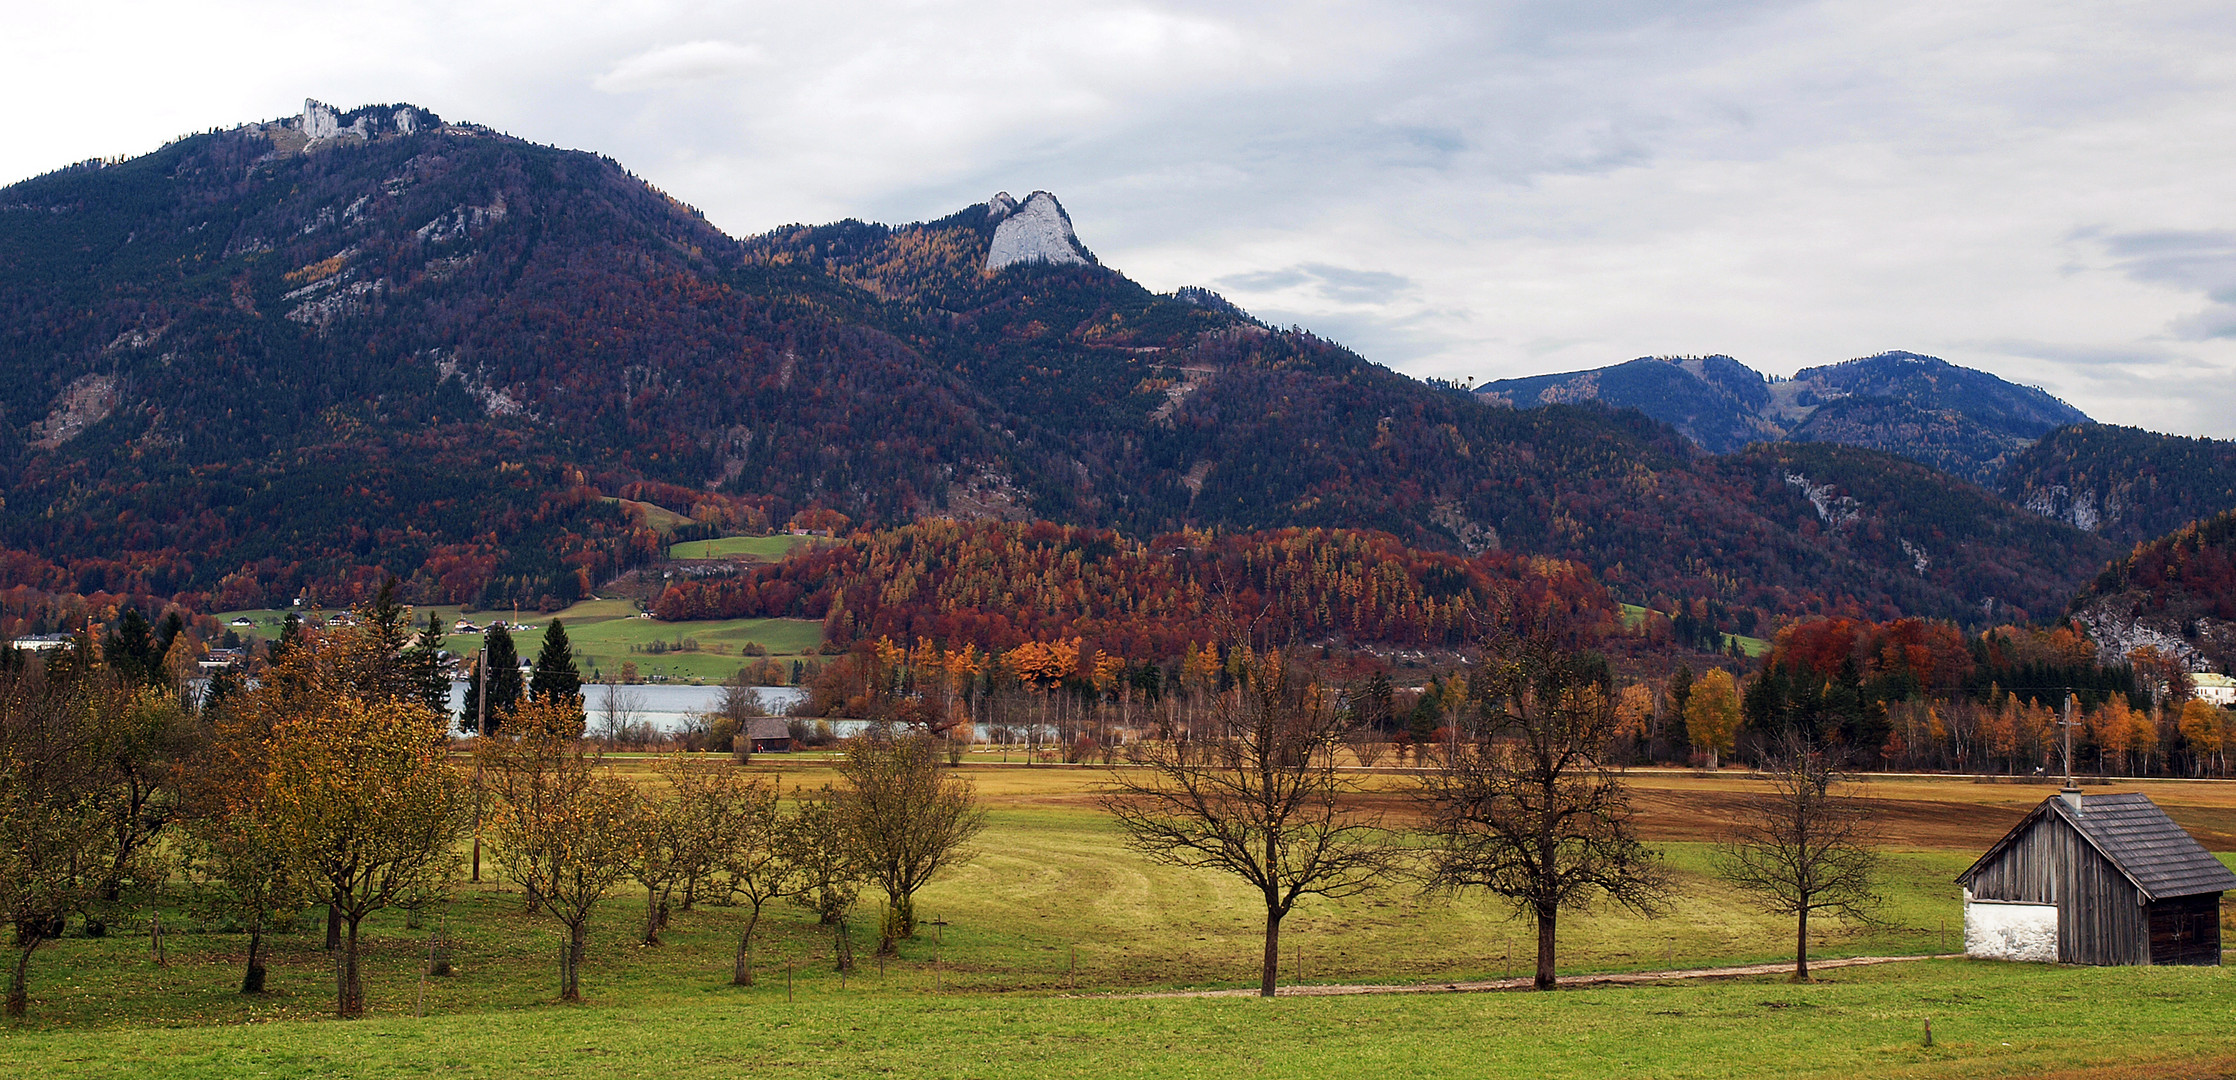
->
2195, 673, 2236, 708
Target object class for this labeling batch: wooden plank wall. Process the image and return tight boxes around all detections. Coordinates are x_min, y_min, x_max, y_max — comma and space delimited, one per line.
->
1966, 813, 2148, 965
2148, 894, 2222, 966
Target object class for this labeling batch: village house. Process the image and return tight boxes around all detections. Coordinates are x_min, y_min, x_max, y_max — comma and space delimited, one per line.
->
1959, 789, 2236, 966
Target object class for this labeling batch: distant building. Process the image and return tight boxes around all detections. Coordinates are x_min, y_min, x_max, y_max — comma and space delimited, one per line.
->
744, 718, 793, 754
1958, 790, 2235, 966
2194, 673, 2236, 708
9, 633, 73, 652
229, 616, 257, 628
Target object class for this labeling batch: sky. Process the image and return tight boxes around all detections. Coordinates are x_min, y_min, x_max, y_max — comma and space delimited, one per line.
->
8, 0, 2236, 435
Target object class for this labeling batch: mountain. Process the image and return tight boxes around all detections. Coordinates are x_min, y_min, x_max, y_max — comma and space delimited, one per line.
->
0, 100, 2117, 635
1999, 424, 2236, 546
1476, 351, 2089, 483
2068, 508, 2236, 673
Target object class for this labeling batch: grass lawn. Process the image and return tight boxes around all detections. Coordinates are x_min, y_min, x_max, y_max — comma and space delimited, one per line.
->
666, 535, 824, 560
213, 600, 824, 684
8, 767, 2236, 1077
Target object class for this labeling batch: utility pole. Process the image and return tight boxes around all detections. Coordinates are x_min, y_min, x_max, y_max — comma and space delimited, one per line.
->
472, 644, 486, 883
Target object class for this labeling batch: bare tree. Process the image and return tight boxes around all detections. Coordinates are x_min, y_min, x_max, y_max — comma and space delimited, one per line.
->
835, 735, 986, 955
594, 683, 651, 748
1715, 734, 1882, 981
1101, 648, 1392, 997
478, 700, 640, 1003
1420, 635, 1668, 990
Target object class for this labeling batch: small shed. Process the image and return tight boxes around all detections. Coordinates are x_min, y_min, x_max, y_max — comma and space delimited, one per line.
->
744, 718, 793, 754
1957, 790, 2236, 966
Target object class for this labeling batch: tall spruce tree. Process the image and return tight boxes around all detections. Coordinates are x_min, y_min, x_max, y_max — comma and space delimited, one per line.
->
403, 611, 452, 719
462, 625, 524, 736
530, 620, 583, 706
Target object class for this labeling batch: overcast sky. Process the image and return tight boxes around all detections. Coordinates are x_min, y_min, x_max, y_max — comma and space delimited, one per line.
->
9, 1, 2235, 435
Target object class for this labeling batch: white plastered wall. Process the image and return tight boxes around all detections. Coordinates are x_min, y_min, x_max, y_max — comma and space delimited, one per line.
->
1963, 890, 2059, 962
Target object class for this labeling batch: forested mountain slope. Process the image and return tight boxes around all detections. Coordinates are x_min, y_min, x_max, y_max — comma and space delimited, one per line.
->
2068, 508, 2236, 673
1477, 351, 2087, 483
0, 101, 2118, 631
2000, 424, 2236, 546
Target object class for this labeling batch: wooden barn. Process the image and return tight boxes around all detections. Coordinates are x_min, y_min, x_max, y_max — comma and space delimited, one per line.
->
1957, 790, 2236, 966
744, 718, 794, 754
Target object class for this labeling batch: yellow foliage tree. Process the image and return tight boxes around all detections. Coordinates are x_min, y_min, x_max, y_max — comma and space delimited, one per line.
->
1684, 669, 1743, 770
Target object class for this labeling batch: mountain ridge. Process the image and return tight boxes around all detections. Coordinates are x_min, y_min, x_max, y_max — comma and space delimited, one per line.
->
0, 100, 2141, 635
1477, 351, 2088, 484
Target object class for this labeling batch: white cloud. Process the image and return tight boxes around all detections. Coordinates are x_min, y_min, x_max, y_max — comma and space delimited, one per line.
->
6, 0, 2236, 435
594, 41, 765, 94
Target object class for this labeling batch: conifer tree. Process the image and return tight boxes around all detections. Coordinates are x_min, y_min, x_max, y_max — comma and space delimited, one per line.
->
531, 620, 583, 706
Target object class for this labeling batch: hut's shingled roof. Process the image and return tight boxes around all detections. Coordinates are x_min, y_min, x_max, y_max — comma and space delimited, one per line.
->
1961, 792, 2236, 900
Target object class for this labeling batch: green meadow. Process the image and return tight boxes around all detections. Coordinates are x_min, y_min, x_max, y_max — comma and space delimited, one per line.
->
214, 599, 824, 684
7, 765, 2235, 1077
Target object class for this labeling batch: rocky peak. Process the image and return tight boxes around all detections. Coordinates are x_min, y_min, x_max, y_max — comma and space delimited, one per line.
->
985, 191, 1090, 271
292, 100, 432, 150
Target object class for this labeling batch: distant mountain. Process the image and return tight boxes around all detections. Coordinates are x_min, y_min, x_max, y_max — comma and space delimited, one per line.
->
1477, 351, 2088, 483
0, 100, 2120, 634
2000, 424, 2236, 546
2069, 508, 2236, 673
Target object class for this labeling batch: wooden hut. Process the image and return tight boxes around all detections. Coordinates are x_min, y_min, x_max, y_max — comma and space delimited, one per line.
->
744, 718, 793, 754
1957, 790, 2236, 966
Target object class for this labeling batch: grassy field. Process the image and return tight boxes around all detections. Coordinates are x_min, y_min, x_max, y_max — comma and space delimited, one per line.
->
214, 599, 824, 684
666, 534, 823, 561
1619, 603, 1770, 658
8, 766, 2236, 1076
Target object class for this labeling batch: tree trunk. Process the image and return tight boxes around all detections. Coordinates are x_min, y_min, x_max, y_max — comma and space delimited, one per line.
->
732, 910, 761, 987
880, 892, 915, 955
833, 917, 855, 972
337, 917, 364, 1018
641, 886, 664, 946
242, 911, 268, 994
325, 904, 342, 952
1534, 904, 1558, 990
1260, 907, 1284, 998
562, 919, 587, 1003
1793, 905, 1811, 982
7, 938, 40, 1018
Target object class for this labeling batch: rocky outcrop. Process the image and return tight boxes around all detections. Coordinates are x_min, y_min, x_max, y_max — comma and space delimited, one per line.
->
985, 191, 1089, 271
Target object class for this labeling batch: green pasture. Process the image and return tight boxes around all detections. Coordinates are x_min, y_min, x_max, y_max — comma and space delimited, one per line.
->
5, 780, 2235, 1077
7, 962, 2235, 1079
666, 534, 822, 560
214, 599, 824, 685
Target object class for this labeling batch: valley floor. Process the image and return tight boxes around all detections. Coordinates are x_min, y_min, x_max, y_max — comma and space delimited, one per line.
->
6, 763, 2234, 1078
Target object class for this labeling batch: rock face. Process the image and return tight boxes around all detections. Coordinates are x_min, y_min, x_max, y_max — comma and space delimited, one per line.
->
985, 191, 1090, 271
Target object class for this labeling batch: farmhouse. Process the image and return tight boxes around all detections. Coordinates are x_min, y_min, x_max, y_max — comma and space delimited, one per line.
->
1958, 789, 2236, 966
744, 717, 793, 754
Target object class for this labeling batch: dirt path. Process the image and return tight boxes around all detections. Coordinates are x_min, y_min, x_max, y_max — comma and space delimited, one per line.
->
1125, 953, 1962, 998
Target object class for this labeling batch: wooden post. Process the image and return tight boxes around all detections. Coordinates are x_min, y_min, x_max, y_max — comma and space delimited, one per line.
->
786, 962, 794, 1003
149, 914, 165, 968
1923, 1019, 1933, 1047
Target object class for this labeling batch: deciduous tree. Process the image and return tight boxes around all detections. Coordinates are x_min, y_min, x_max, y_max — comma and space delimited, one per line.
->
1715, 736, 1882, 980
1419, 635, 1667, 990
1102, 648, 1392, 997
478, 699, 638, 1002
836, 734, 986, 955
265, 690, 465, 1017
